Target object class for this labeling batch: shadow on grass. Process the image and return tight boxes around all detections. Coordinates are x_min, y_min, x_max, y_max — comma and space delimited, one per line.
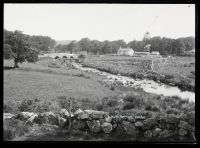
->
4, 66, 15, 70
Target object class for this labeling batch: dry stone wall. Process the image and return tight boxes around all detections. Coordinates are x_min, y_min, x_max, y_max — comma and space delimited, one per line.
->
3, 108, 195, 141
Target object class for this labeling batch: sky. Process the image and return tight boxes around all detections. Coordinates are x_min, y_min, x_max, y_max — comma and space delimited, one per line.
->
4, 4, 195, 43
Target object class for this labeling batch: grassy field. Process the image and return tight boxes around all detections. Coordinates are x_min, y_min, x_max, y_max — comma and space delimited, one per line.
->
3, 58, 195, 141
83, 55, 195, 91
4, 59, 121, 113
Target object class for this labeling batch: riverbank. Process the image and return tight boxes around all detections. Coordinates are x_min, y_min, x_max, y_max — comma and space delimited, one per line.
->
82, 55, 195, 92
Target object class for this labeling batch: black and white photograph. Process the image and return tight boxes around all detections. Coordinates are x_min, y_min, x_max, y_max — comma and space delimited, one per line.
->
3, 3, 196, 143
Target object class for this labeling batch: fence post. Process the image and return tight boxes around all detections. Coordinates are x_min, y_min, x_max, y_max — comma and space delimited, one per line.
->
68, 100, 72, 136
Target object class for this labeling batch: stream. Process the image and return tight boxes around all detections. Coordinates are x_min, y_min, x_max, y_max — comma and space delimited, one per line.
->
72, 63, 195, 103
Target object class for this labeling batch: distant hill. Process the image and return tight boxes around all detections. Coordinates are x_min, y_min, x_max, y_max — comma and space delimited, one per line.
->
56, 40, 73, 45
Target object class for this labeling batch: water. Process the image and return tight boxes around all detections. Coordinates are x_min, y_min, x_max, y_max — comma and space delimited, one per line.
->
72, 63, 195, 103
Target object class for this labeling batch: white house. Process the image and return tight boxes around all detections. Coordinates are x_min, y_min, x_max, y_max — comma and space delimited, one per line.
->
118, 47, 134, 56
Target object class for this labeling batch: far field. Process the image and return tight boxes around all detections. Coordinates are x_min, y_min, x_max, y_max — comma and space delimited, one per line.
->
83, 55, 195, 91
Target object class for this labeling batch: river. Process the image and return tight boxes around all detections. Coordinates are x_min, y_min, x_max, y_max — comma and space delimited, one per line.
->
72, 63, 195, 103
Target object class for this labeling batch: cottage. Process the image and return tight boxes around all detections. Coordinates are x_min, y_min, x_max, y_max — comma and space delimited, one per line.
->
187, 49, 195, 54
118, 47, 134, 56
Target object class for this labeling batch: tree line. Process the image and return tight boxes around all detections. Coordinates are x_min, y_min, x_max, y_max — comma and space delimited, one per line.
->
55, 34, 195, 56
4, 29, 195, 68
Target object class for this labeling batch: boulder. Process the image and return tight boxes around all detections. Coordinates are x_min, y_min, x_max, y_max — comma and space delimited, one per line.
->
158, 129, 172, 138
76, 111, 89, 120
60, 109, 69, 118
41, 111, 58, 125
101, 122, 112, 134
142, 118, 157, 130
127, 116, 135, 123
87, 120, 101, 133
25, 113, 39, 124
3, 113, 15, 120
105, 116, 112, 123
57, 115, 67, 127
144, 130, 153, 138
72, 120, 87, 130
152, 128, 162, 137
16, 112, 37, 121
111, 116, 122, 123
134, 121, 143, 127
85, 110, 108, 119
178, 128, 188, 136
73, 109, 84, 116
121, 121, 138, 136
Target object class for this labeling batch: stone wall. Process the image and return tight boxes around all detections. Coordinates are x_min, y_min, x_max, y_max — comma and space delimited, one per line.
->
3, 108, 195, 141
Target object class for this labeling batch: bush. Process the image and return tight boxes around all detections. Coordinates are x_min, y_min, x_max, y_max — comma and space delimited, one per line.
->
4, 119, 29, 141
123, 102, 135, 110
4, 104, 13, 113
18, 99, 34, 112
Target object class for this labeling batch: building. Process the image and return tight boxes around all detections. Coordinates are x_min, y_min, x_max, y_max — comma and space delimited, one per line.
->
118, 47, 134, 56
134, 51, 150, 56
187, 49, 195, 54
150, 51, 160, 56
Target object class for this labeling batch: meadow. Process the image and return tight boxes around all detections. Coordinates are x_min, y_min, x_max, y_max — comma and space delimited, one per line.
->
83, 55, 195, 91
3, 56, 195, 141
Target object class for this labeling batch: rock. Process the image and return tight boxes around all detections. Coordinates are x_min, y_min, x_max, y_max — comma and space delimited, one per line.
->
25, 113, 39, 124
3, 113, 15, 120
73, 108, 84, 116
178, 128, 188, 136
57, 115, 67, 127
144, 130, 153, 138
163, 114, 180, 124
77, 111, 89, 120
16, 112, 37, 121
178, 120, 192, 130
122, 121, 138, 136
87, 120, 101, 133
158, 129, 172, 138
41, 111, 58, 125
99, 118, 106, 124
73, 120, 87, 130
135, 121, 143, 127
112, 123, 117, 129
60, 109, 69, 118
152, 128, 162, 137
127, 116, 135, 123
105, 116, 112, 123
85, 110, 108, 119
142, 118, 157, 130
101, 122, 112, 134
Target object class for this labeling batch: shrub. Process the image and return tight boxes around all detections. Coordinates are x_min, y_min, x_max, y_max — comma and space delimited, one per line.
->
96, 104, 103, 111
4, 119, 29, 141
4, 104, 13, 113
123, 102, 135, 110
110, 85, 115, 91
18, 99, 34, 112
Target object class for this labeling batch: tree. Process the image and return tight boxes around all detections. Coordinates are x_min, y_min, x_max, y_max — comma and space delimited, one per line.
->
78, 38, 93, 53
172, 39, 186, 55
143, 31, 151, 45
67, 40, 76, 53
28, 35, 56, 53
4, 30, 39, 68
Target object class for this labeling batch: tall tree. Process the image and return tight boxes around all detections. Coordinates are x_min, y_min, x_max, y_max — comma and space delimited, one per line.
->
4, 30, 39, 68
